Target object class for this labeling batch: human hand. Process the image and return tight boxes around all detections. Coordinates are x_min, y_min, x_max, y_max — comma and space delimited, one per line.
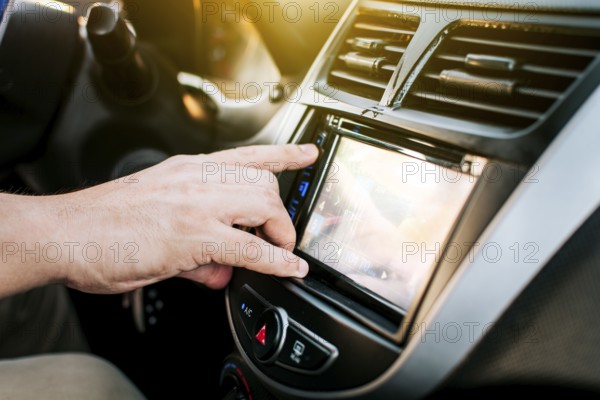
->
51, 144, 318, 294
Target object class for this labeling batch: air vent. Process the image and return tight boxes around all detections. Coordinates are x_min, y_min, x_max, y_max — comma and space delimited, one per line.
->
404, 25, 600, 130
327, 8, 419, 101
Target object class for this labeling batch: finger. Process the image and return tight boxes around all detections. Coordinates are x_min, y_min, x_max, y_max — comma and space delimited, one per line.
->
205, 226, 309, 278
203, 144, 319, 173
255, 226, 295, 254
179, 263, 233, 289
199, 165, 279, 191
217, 184, 296, 248
158, 155, 280, 190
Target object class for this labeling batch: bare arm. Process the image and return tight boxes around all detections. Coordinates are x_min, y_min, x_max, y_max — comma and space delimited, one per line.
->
0, 144, 318, 298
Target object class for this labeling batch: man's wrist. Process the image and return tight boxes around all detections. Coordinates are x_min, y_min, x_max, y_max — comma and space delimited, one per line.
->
13, 194, 71, 283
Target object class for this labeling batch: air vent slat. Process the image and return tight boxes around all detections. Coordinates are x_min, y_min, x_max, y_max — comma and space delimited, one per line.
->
450, 36, 599, 58
521, 64, 580, 79
411, 90, 542, 120
437, 54, 580, 79
437, 54, 466, 63
325, 9, 419, 101
405, 25, 600, 130
422, 73, 561, 100
384, 45, 407, 54
330, 70, 388, 89
516, 87, 562, 100
354, 22, 415, 36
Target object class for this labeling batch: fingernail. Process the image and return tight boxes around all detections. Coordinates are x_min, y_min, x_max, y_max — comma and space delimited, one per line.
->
299, 144, 318, 156
296, 259, 309, 278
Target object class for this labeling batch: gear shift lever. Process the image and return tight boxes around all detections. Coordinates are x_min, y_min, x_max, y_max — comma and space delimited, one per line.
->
86, 4, 154, 101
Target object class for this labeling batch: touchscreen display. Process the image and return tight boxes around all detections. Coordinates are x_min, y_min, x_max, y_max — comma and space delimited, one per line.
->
298, 137, 476, 310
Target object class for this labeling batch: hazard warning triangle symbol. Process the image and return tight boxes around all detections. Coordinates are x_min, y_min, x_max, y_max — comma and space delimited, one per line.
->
255, 323, 267, 346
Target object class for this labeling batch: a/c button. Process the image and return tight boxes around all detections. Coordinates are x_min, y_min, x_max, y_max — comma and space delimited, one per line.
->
238, 286, 268, 339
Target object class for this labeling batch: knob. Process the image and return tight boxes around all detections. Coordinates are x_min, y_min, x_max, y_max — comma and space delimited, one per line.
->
220, 358, 251, 400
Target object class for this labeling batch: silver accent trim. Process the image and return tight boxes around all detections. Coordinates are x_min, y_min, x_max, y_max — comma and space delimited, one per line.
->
465, 53, 517, 72
439, 69, 517, 97
328, 116, 477, 171
339, 52, 389, 74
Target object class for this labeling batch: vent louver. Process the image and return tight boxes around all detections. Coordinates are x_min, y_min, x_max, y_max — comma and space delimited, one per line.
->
404, 25, 600, 130
327, 9, 419, 101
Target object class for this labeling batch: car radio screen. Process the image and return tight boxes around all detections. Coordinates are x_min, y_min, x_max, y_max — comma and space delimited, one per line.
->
298, 137, 476, 311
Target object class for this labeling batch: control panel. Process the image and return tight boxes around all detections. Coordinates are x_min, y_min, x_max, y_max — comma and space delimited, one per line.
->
227, 269, 401, 391
226, 112, 518, 394
286, 130, 327, 221
238, 286, 338, 374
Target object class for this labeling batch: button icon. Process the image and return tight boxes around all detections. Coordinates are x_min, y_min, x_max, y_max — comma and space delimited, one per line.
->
277, 325, 333, 371
252, 308, 285, 362
298, 181, 310, 197
255, 323, 267, 346
290, 340, 306, 364
243, 305, 253, 318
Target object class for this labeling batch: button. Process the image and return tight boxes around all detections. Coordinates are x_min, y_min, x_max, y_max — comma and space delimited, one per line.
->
238, 286, 268, 339
315, 132, 327, 148
277, 325, 331, 371
255, 323, 267, 345
287, 198, 300, 219
297, 180, 310, 198
252, 308, 284, 362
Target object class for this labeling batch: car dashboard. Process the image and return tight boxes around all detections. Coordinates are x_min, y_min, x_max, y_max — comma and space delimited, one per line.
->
223, 0, 600, 399
1, 0, 600, 399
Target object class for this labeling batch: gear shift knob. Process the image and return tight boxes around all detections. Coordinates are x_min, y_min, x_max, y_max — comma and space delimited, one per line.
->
86, 4, 153, 101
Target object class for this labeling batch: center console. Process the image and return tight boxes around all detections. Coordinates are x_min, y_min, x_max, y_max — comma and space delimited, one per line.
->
221, 0, 600, 398
223, 110, 520, 398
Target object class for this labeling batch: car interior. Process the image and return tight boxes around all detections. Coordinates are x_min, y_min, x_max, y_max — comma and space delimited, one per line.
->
1, 0, 600, 398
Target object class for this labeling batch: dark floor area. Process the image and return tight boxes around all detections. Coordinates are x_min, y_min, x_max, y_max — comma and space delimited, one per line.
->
70, 279, 234, 399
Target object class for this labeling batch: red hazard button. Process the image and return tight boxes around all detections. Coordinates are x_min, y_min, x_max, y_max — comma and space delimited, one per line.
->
252, 308, 284, 363
255, 323, 267, 346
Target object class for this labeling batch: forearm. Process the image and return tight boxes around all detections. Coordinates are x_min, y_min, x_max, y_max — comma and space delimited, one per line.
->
1, 187, 152, 297
0, 144, 317, 297
0, 193, 68, 298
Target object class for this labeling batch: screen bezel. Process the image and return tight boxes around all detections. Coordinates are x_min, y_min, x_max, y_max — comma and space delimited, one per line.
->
290, 116, 484, 333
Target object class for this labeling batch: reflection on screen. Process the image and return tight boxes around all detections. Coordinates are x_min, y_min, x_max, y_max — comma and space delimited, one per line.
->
298, 137, 476, 310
